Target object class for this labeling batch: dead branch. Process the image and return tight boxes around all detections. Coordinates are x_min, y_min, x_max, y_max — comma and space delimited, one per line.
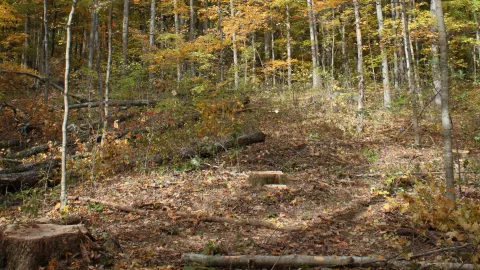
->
68, 196, 304, 231
69, 100, 158, 110
6, 143, 52, 159
181, 253, 475, 269
0, 68, 87, 102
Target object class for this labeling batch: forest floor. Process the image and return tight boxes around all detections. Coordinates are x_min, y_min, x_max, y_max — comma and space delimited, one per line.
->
1, 91, 479, 269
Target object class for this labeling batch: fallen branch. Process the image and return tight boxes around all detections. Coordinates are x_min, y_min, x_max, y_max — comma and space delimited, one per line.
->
0, 68, 87, 102
69, 100, 158, 110
0, 159, 59, 192
68, 196, 303, 231
6, 143, 52, 159
154, 131, 266, 164
0, 139, 20, 148
181, 253, 475, 269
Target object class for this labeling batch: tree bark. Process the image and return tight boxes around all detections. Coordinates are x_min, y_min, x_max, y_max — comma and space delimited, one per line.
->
148, 0, 156, 92
434, 0, 455, 203
43, 0, 50, 103
122, 0, 130, 75
353, 0, 364, 134
375, 0, 391, 108
230, 0, 239, 90
174, 0, 182, 82
102, 0, 114, 146
62, 0, 78, 207
430, 0, 442, 106
307, 0, 320, 88
87, 0, 96, 100
286, 3, 292, 91
401, 0, 420, 146
181, 254, 475, 269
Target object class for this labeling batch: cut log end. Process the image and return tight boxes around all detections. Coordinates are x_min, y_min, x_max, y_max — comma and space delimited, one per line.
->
0, 224, 92, 270
249, 171, 290, 186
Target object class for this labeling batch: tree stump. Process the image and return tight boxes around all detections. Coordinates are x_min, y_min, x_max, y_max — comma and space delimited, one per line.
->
0, 223, 92, 270
249, 171, 290, 186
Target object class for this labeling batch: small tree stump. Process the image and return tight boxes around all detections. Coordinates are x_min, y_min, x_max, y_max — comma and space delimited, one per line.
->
249, 171, 290, 186
0, 223, 92, 270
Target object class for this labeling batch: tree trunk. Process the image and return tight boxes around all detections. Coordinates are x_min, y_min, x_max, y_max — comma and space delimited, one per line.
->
94, 8, 104, 123
174, 0, 182, 82
430, 0, 441, 106
217, 0, 224, 82
62, 0, 78, 207
102, 0, 114, 146
434, 0, 455, 203
43, 0, 50, 103
286, 3, 292, 91
122, 0, 129, 75
376, 0, 391, 108
149, 0, 156, 93
230, 0, 239, 90
87, 0, 96, 101
401, 0, 420, 146
353, 0, 364, 134
307, 0, 320, 88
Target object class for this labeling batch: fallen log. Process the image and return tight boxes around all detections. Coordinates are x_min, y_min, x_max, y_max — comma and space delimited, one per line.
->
68, 196, 303, 231
69, 100, 158, 110
154, 131, 266, 164
0, 160, 59, 192
0, 68, 87, 102
181, 254, 475, 269
6, 143, 52, 159
0, 224, 92, 270
0, 139, 20, 148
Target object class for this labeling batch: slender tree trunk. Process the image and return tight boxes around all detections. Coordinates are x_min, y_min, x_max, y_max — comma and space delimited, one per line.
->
217, 0, 224, 82
174, 0, 182, 82
61, 0, 78, 207
230, 0, 239, 90
87, 0, 96, 101
251, 33, 256, 85
271, 25, 275, 87
430, 0, 442, 106
434, 0, 455, 203
102, 0, 114, 146
264, 31, 269, 85
43, 0, 50, 103
23, 14, 30, 68
122, 0, 130, 75
307, 0, 320, 88
286, 3, 292, 91
391, 0, 399, 94
401, 0, 420, 146
94, 9, 104, 122
376, 0, 391, 108
341, 19, 350, 89
353, 0, 364, 134
148, 0, 156, 93
51, 7, 57, 57
330, 9, 335, 92
189, 0, 196, 75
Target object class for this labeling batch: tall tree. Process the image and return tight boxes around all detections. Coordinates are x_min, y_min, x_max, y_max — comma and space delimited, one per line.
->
43, 0, 50, 103
401, 0, 420, 146
149, 0, 156, 92
230, 0, 239, 90
61, 0, 78, 207
102, 0, 113, 146
375, 0, 391, 108
87, 0, 96, 101
307, 0, 320, 88
430, 0, 442, 106
353, 0, 364, 134
286, 2, 292, 91
122, 0, 130, 75
434, 0, 455, 202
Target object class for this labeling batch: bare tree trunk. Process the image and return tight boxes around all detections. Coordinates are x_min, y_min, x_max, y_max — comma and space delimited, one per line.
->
43, 0, 50, 103
341, 19, 350, 89
174, 0, 182, 82
434, 0, 455, 203
23, 14, 31, 68
102, 0, 113, 146
330, 9, 335, 94
353, 0, 364, 134
264, 31, 269, 86
375, 0, 391, 108
148, 0, 156, 93
430, 0, 441, 106
286, 3, 292, 91
62, 0, 78, 207
401, 0, 420, 146
87, 0, 96, 101
307, 0, 320, 88
391, 0, 399, 94
189, 0, 196, 76
94, 8, 104, 123
271, 23, 275, 88
122, 0, 129, 75
217, 0, 224, 82
230, 0, 239, 90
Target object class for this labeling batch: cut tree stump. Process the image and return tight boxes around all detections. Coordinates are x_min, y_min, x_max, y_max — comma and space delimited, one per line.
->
249, 171, 290, 186
0, 224, 92, 270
